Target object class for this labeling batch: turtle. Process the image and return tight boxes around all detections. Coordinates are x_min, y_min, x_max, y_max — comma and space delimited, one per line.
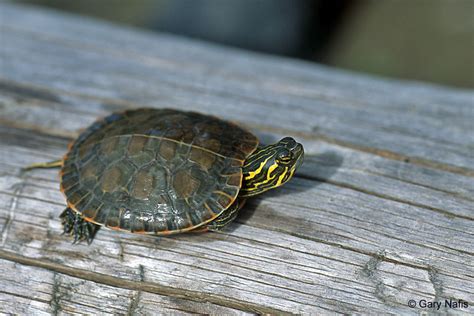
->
25, 108, 304, 244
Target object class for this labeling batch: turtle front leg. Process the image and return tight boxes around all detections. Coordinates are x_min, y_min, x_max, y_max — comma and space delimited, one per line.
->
205, 199, 246, 232
60, 207, 100, 244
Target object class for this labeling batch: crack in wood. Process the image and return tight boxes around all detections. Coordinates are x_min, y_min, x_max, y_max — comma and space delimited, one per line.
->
296, 173, 474, 221
50, 272, 61, 316
118, 239, 125, 262
0, 250, 290, 315
427, 266, 453, 314
0, 80, 61, 103
360, 251, 398, 306
248, 223, 433, 272
0, 176, 26, 247
127, 264, 146, 315
428, 267, 445, 302
127, 290, 142, 316
365, 169, 474, 201
0, 289, 50, 304
0, 190, 66, 207
139, 264, 145, 282
116, 245, 327, 309
266, 210, 474, 265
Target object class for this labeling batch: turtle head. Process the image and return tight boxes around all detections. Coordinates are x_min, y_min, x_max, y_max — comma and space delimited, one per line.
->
240, 137, 304, 197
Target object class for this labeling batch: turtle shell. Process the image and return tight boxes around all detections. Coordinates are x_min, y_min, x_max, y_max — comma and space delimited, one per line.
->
60, 108, 259, 234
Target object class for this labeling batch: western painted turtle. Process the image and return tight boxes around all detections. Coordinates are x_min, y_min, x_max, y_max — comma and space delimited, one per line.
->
26, 108, 304, 243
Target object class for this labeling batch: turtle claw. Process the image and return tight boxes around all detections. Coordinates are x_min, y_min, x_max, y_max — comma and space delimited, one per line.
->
60, 207, 99, 244
60, 207, 75, 235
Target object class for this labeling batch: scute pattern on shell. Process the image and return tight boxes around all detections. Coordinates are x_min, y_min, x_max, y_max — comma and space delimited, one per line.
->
60, 108, 259, 234
75, 108, 258, 160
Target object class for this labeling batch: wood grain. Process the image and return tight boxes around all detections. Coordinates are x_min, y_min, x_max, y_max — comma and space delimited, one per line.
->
0, 2, 472, 315
0, 258, 252, 315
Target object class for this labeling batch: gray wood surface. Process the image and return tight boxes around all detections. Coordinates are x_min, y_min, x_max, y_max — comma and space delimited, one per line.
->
0, 2, 473, 315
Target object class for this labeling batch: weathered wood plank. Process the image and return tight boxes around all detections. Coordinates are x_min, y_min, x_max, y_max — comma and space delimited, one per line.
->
0, 198, 467, 315
0, 2, 472, 315
0, 259, 252, 315
1, 89, 473, 219
0, 3, 473, 172
0, 126, 472, 314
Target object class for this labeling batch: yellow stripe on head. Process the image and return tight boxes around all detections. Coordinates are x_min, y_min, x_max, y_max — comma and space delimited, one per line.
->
244, 157, 271, 180
251, 163, 279, 190
240, 137, 304, 197
275, 167, 288, 187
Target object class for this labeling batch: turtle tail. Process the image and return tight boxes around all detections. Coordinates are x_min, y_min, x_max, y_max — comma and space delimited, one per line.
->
23, 159, 62, 171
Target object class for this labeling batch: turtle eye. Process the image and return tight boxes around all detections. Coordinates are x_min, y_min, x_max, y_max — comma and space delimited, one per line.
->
276, 149, 292, 164
279, 137, 297, 149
